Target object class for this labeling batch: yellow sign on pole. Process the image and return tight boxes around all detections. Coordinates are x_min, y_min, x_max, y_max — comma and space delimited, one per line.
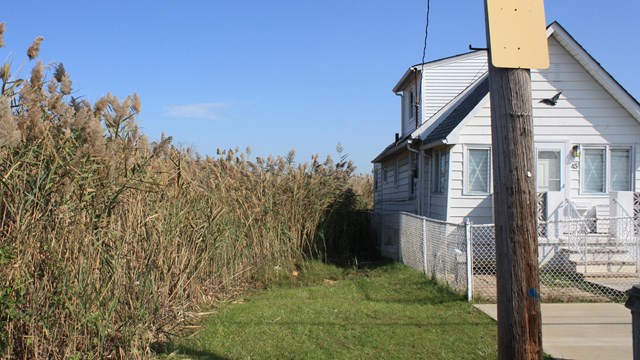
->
485, 0, 549, 69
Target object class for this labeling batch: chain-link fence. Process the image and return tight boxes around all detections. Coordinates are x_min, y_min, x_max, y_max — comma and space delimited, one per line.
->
371, 212, 469, 295
371, 212, 640, 303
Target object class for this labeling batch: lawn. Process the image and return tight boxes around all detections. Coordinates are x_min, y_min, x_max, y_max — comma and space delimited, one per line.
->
159, 261, 498, 359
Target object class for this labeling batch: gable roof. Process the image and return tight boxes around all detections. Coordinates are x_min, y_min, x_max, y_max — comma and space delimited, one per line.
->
392, 51, 484, 94
371, 75, 489, 163
547, 21, 640, 119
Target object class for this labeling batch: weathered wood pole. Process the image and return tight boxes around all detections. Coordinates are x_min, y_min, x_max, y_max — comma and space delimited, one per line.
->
487, 62, 543, 359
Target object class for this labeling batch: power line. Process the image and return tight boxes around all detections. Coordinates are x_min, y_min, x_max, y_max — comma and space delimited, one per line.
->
414, 0, 431, 121
421, 0, 431, 65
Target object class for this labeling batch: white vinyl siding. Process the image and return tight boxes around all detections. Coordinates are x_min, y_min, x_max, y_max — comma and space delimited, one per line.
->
399, 52, 488, 136
378, 31, 640, 225
421, 52, 488, 124
400, 78, 420, 136
444, 35, 640, 224
394, 159, 399, 185
532, 35, 640, 204
374, 153, 417, 214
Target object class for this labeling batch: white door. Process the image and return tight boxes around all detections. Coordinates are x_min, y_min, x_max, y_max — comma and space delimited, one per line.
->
537, 150, 562, 192
536, 144, 567, 222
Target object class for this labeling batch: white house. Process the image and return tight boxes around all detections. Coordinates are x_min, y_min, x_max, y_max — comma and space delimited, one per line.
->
372, 22, 640, 226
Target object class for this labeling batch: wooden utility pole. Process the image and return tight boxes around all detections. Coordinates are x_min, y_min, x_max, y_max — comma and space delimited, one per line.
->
488, 64, 542, 360
483, 1, 548, 359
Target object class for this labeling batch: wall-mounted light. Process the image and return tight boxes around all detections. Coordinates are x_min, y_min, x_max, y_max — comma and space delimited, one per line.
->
572, 145, 581, 158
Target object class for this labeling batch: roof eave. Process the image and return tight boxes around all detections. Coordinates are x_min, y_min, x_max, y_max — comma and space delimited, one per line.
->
392, 67, 419, 94
391, 50, 486, 93
371, 135, 412, 163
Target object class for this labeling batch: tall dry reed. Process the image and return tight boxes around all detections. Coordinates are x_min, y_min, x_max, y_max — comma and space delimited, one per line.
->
0, 26, 371, 358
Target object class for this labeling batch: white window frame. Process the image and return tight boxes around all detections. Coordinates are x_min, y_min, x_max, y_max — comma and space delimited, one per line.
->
464, 146, 492, 196
534, 144, 564, 193
432, 148, 449, 194
581, 146, 607, 194
610, 147, 633, 192
580, 145, 634, 194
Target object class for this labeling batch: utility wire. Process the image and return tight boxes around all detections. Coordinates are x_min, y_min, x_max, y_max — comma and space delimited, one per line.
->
421, 0, 431, 65
414, 0, 431, 120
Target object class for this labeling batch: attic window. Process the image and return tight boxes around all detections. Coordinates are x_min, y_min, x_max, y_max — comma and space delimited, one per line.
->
409, 90, 415, 120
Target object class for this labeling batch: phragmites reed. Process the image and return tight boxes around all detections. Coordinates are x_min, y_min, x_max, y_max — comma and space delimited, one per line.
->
26, 35, 44, 60
29, 60, 43, 87
0, 24, 373, 359
54, 63, 72, 95
0, 23, 5, 48
131, 93, 141, 113
0, 62, 9, 82
0, 96, 20, 148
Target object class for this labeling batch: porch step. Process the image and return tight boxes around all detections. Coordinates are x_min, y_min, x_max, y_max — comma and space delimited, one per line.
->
572, 260, 637, 274
559, 234, 615, 245
557, 238, 638, 275
560, 247, 634, 262
570, 260, 636, 274
580, 272, 639, 279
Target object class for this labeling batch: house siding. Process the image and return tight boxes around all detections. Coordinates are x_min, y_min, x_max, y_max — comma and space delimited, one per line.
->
534, 37, 640, 213
375, 152, 416, 214
421, 52, 488, 125
446, 36, 640, 224
400, 77, 420, 137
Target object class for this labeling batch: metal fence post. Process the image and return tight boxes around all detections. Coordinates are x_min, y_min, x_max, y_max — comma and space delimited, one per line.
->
465, 218, 473, 302
422, 218, 427, 275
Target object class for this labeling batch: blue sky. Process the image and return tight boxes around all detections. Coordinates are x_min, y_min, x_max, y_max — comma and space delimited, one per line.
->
3, 1, 639, 173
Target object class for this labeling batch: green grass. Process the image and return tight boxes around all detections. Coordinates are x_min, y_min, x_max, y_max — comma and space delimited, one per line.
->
159, 261, 498, 359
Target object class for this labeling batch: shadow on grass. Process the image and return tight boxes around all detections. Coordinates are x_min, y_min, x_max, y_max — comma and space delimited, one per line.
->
153, 341, 231, 359
342, 259, 467, 306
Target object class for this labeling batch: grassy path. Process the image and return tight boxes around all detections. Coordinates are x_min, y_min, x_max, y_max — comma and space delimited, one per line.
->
159, 262, 497, 359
